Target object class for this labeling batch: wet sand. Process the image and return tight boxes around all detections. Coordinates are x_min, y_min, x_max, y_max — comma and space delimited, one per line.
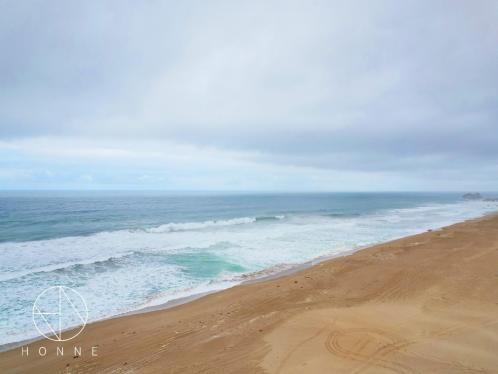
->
2, 213, 498, 373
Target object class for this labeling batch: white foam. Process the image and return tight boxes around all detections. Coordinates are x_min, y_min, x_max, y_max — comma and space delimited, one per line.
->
145, 216, 257, 233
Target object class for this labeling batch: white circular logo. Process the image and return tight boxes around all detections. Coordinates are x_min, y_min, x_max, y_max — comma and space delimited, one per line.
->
32, 286, 88, 342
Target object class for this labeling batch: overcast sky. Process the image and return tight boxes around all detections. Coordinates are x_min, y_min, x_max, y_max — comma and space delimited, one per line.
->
1, 0, 497, 191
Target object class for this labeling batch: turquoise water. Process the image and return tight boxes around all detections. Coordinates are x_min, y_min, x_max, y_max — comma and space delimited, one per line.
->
0, 192, 497, 345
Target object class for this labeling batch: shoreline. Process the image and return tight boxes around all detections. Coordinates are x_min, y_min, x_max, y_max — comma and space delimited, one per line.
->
2, 212, 498, 372
2, 199, 496, 351
0, 222, 436, 352
0, 240, 359, 353
0, 214, 491, 348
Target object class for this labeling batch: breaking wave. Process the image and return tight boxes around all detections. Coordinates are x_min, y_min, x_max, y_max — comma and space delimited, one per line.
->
145, 215, 285, 233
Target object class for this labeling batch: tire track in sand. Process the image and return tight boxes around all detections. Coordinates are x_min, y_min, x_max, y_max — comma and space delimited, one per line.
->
324, 327, 416, 374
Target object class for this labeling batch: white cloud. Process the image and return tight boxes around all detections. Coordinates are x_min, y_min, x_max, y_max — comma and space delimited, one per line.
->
0, 1, 497, 190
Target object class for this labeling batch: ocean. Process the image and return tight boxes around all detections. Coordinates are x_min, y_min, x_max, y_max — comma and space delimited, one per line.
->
0, 191, 496, 346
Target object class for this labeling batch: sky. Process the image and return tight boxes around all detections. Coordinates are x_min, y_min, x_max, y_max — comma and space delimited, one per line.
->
1, 0, 497, 191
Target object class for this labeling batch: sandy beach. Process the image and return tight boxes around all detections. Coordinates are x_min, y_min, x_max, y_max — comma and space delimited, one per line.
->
2, 213, 498, 373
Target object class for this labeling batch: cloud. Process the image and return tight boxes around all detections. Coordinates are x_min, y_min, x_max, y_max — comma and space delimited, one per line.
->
0, 1, 497, 190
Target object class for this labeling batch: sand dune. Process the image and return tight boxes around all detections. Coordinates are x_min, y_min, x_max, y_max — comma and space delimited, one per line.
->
2, 214, 498, 373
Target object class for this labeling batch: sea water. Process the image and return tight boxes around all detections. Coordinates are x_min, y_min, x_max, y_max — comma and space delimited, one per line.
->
0, 191, 496, 345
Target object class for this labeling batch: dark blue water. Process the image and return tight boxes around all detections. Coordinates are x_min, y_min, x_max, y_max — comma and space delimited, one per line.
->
0, 191, 463, 243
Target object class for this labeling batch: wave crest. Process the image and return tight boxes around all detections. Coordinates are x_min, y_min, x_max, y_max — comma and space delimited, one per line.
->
146, 217, 256, 233
145, 215, 283, 233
